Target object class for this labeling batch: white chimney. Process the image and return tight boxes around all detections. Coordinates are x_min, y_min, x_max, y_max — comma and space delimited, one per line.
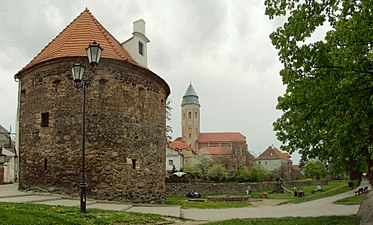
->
122, 19, 150, 68
133, 19, 145, 34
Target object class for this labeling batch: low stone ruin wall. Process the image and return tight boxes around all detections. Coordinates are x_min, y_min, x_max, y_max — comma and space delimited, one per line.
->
165, 180, 328, 196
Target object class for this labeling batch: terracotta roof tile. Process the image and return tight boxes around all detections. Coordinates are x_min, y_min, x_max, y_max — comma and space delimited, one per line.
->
169, 141, 190, 150
16, 9, 137, 76
198, 132, 246, 143
255, 146, 292, 162
281, 152, 291, 160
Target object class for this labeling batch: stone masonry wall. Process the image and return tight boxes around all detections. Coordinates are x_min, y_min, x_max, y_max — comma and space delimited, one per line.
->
18, 58, 169, 203
165, 180, 328, 196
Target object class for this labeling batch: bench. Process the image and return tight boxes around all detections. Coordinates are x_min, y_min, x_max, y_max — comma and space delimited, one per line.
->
363, 186, 369, 193
355, 186, 369, 195
355, 187, 364, 195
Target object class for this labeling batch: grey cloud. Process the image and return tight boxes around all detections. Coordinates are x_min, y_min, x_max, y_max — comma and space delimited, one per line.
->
0, 0, 304, 162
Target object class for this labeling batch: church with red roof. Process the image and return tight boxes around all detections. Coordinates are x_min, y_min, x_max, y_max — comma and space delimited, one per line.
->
170, 84, 254, 171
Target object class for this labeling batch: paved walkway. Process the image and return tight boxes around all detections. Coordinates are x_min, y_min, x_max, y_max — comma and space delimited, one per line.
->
0, 182, 367, 223
0, 183, 180, 217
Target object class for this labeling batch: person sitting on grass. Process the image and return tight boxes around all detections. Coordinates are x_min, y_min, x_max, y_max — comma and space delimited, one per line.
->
189, 191, 201, 198
317, 185, 322, 192
298, 188, 304, 197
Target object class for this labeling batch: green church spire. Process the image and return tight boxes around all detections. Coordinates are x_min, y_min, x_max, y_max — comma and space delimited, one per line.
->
182, 83, 199, 106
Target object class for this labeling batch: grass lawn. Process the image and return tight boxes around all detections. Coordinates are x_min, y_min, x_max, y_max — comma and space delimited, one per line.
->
0, 202, 171, 225
205, 215, 357, 225
249, 180, 350, 204
165, 196, 251, 209
334, 194, 367, 205
165, 180, 350, 208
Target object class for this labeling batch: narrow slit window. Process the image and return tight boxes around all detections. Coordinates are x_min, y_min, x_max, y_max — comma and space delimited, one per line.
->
132, 159, 136, 169
44, 158, 48, 171
41, 112, 49, 127
138, 41, 144, 55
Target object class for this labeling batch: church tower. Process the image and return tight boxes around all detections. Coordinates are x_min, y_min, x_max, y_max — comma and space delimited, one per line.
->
181, 83, 200, 150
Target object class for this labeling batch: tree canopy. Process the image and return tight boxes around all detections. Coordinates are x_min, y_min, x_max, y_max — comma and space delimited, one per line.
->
265, 0, 373, 183
192, 151, 212, 176
304, 160, 327, 180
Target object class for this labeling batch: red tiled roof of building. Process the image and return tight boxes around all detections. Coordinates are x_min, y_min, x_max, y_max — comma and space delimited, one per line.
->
16, 8, 137, 77
255, 146, 292, 162
281, 152, 291, 160
174, 137, 182, 141
198, 146, 230, 155
198, 132, 246, 143
169, 141, 190, 150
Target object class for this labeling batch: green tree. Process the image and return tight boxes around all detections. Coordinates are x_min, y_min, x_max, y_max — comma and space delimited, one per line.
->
250, 166, 268, 182
265, 0, 373, 185
299, 154, 308, 170
192, 152, 212, 176
236, 167, 251, 181
328, 160, 348, 180
208, 164, 228, 181
303, 161, 327, 180
230, 143, 250, 176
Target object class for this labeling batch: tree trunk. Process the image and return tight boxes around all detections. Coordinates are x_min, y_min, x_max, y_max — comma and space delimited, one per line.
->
367, 120, 373, 187
363, 146, 373, 186
348, 157, 362, 181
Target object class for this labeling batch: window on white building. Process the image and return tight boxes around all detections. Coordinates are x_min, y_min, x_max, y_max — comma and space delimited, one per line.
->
138, 41, 144, 55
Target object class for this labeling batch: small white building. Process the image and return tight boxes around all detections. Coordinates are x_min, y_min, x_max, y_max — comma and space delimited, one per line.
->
1, 147, 17, 183
254, 145, 292, 172
0, 125, 17, 183
166, 147, 184, 171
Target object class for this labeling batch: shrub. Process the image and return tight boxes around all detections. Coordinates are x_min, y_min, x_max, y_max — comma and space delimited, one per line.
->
236, 168, 251, 181
208, 164, 228, 181
250, 166, 267, 182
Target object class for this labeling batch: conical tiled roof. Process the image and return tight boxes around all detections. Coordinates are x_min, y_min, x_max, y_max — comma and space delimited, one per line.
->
16, 8, 137, 76
182, 83, 199, 106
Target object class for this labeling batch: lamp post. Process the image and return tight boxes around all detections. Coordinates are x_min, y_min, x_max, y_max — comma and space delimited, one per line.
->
71, 40, 103, 213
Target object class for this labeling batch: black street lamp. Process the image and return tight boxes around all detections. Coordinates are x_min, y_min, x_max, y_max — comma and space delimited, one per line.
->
71, 40, 103, 213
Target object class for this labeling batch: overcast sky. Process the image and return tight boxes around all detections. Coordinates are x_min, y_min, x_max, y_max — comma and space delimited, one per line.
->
0, 0, 303, 162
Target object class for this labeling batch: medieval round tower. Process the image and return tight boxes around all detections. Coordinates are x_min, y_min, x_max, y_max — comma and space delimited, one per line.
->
15, 9, 170, 203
